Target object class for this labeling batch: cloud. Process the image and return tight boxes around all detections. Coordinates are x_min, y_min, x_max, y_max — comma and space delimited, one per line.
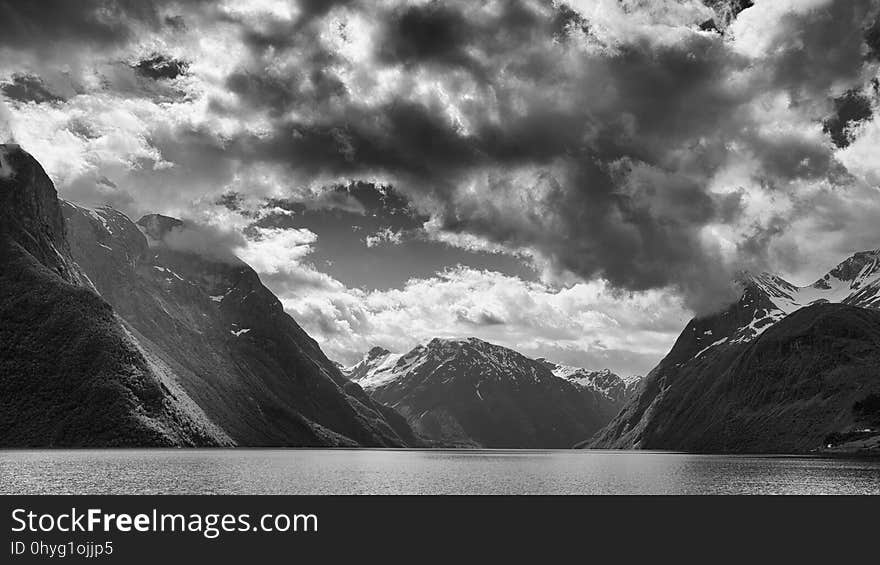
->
3, 0, 880, 325
0, 98, 13, 142
174, 0, 876, 313
0, 0, 162, 51
278, 265, 689, 375
364, 227, 403, 248
823, 89, 874, 148
132, 54, 189, 80
139, 214, 246, 263
236, 226, 318, 273
1, 74, 65, 104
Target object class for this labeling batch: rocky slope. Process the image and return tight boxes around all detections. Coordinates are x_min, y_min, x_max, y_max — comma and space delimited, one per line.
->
61, 204, 417, 447
0, 144, 225, 447
537, 360, 642, 420
0, 144, 416, 447
589, 252, 880, 453
346, 338, 629, 448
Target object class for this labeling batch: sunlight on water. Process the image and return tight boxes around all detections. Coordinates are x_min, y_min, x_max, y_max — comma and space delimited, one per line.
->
1, 450, 878, 495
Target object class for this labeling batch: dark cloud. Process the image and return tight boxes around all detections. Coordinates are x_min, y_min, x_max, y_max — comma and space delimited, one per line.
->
701, 0, 753, 30
215, 192, 260, 219
255, 183, 417, 219
183, 0, 878, 313
0, 0, 161, 50
551, 3, 591, 39
759, 0, 873, 98
0, 74, 65, 104
133, 54, 189, 81
823, 89, 873, 148
5, 0, 878, 316
866, 15, 880, 61
379, 3, 476, 68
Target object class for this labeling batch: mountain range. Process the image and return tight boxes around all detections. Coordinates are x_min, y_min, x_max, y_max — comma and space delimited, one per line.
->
3, 144, 879, 453
0, 144, 416, 447
344, 338, 638, 448
589, 255, 880, 453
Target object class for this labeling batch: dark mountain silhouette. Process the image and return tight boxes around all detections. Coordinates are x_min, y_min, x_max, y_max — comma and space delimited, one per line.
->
0, 144, 223, 447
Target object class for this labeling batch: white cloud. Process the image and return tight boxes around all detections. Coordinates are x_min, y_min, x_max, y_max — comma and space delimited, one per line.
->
730, 0, 833, 57
838, 117, 880, 186
272, 265, 689, 376
364, 227, 403, 248
236, 226, 318, 274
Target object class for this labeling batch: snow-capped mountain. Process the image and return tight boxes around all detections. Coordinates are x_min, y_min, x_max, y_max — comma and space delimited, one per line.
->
346, 338, 630, 448
590, 251, 880, 453
684, 252, 880, 363
536, 360, 642, 406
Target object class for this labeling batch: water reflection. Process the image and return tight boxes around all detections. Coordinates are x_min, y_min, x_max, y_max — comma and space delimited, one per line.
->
1, 450, 878, 495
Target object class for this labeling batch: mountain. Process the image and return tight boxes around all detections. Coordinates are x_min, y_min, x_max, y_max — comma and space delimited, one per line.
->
0, 144, 224, 447
589, 253, 880, 453
61, 204, 418, 448
537, 360, 642, 414
0, 144, 416, 447
345, 338, 630, 448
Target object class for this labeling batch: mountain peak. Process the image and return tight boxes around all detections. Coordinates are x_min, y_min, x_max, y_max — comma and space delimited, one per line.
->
136, 213, 184, 241
812, 249, 880, 289
367, 346, 391, 358
426, 336, 485, 347
0, 143, 77, 281
351, 336, 631, 448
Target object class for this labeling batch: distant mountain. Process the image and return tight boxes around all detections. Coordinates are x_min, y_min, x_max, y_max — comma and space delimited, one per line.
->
345, 338, 632, 448
537, 360, 642, 415
589, 253, 880, 454
0, 144, 224, 447
61, 203, 418, 447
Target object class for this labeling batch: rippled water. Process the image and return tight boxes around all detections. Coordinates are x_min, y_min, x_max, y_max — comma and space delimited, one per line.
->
1, 449, 878, 495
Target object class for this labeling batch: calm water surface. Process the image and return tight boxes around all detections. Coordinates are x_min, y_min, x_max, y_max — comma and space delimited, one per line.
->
1, 450, 878, 495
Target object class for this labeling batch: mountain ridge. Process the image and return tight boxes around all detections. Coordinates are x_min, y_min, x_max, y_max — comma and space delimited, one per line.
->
62, 200, 419, 447
0, 143, 419, 447
588, 249, 880, 453
345, 337, 637, 448
0, 144, 225, 447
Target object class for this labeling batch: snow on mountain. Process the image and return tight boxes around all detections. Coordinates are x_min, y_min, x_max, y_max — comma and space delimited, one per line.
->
591, 248, 880, 453
348, 339, 640, 405
690, 250, 880, 360
535, 360, 641, 405
348, 337, 556, 394
344, 346, 416, 390
346, 337, 634, 447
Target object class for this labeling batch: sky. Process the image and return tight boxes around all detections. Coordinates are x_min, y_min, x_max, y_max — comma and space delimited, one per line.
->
1, 0, 879, 375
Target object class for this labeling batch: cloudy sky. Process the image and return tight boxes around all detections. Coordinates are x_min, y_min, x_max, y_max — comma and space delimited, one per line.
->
2, 0, 880, 375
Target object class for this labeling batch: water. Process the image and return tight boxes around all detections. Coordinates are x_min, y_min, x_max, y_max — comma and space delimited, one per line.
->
1, 449, 878, 495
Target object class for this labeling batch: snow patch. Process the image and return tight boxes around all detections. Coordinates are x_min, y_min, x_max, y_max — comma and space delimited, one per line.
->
695, 337, 729, 358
